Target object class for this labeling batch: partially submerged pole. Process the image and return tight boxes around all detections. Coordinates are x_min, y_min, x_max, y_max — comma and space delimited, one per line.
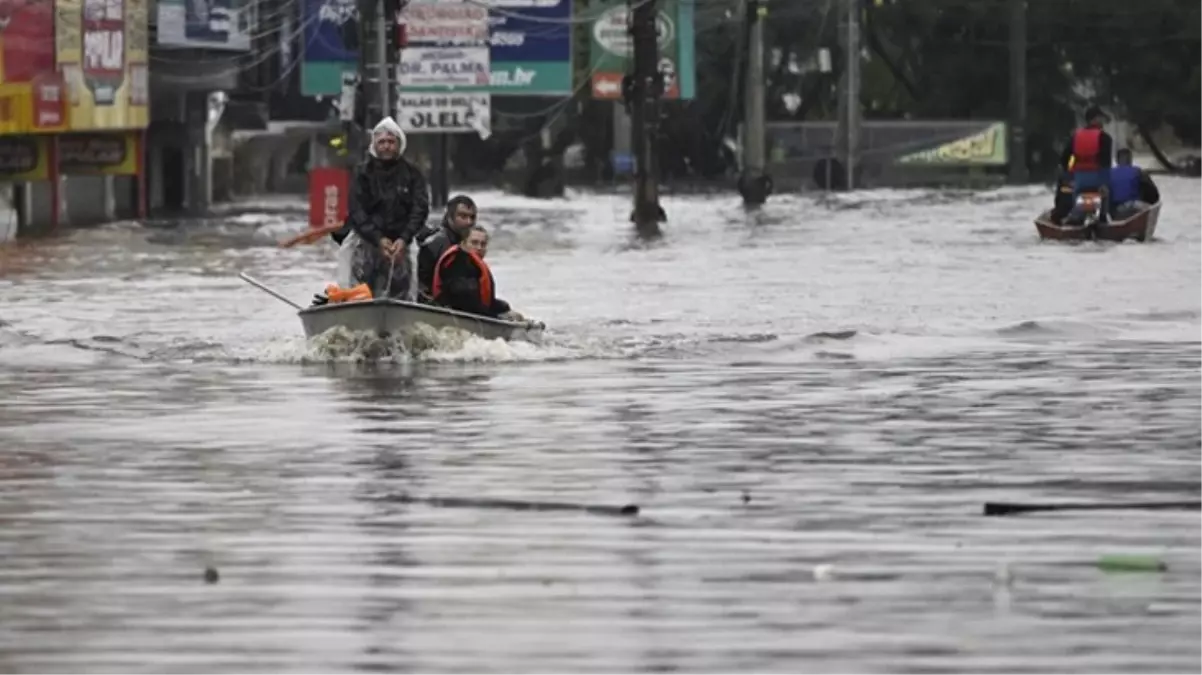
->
844, 0, 860, 191
629, 0, 664, 238
738, 0, 771, 207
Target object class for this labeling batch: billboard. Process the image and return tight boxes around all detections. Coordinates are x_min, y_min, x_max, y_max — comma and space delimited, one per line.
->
156, 0, 255, 51
399, 0, 572, 95
0, 0, 68, 135
54, 0, 150, 130
894, 122, 1008, 166
58, 131, 140, 174
0, 135, 49, 180
398, 93, 490, 134
589, 0, 695, 101
301, 0, 359, 96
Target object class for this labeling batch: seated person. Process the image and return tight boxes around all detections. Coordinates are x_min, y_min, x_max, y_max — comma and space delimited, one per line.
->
431, 226, 524, 321
1108, 148, 1160, 218
1050, 170, 1075, 224
418, 195, 478, 302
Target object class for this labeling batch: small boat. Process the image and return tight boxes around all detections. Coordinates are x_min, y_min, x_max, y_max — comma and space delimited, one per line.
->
298, 297, 545, 342
1034, 201, 1162, 242
237, 272, 544, 343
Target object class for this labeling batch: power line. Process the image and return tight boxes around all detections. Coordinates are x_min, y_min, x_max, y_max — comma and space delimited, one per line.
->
148, 9, 320, 88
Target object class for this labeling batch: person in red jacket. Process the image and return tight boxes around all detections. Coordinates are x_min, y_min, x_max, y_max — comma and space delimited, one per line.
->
431, 226, 524, 320
1059, 105, 1114, 221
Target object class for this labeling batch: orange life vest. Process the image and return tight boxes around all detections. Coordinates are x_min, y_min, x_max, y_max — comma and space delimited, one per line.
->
324, 283, 372, 303
1071, 127, 1103, 172
432, 245, 493, 308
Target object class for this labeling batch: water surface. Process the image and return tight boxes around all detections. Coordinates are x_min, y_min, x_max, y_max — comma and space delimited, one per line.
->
0, 181, 1199, 673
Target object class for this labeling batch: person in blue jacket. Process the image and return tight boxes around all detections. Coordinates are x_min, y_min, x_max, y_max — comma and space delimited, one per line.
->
1108, 148, 1160, 218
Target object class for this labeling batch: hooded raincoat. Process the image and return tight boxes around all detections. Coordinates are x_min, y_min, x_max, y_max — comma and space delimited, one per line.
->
344, 117, 431, 298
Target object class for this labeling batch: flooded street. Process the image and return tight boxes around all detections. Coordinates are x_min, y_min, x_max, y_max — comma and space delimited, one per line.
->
0, 180, 1199, 673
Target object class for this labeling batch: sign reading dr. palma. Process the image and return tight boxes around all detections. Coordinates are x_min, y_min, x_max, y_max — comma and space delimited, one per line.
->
156, 0, 254, 51
399, 47, 491, 89
895, 122, 1009, 166
399, 0, 572, 96
54, 0, 149, 130
398, 93, 490, 136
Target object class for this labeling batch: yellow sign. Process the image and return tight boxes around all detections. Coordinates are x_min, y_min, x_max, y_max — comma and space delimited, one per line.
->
0, 136, 49, 181
896, 122, 1009, 166
54, 0, 149, 131
0, 84, 33, 136
58, 131, 139, 175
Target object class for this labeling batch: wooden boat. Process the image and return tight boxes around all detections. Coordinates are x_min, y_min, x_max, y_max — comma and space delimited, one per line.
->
297, 298, 545, 342
1034, 201, 1162, 242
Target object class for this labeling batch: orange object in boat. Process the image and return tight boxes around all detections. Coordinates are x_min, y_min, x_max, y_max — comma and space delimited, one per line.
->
324, 283, 372, 303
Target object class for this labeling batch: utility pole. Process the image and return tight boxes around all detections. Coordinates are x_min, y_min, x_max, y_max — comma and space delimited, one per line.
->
1008, 0, 1029, 183
738, 0, 771, 207
376, 0, 391, 120
356, 0, 398, 136
628, 0, 664, 238
843, 0, 860, 191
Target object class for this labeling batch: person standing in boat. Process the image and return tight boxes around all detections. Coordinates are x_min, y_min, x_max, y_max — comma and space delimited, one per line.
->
1108, 148, 1160, 218
342, 117, 431, 298
417, 194, 478, 301
1059, 105, 1114, 221
431, 226, 523, 320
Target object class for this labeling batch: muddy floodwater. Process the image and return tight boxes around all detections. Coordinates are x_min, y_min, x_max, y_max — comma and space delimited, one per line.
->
0, 181, 1199, 673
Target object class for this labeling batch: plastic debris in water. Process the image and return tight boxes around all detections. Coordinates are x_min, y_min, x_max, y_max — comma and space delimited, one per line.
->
1096, 555, 1167, 572
813, 564, 835, 581
994, 562, 1014, 587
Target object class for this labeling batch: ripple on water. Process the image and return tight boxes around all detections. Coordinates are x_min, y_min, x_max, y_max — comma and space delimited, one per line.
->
0, 182, 1198, 672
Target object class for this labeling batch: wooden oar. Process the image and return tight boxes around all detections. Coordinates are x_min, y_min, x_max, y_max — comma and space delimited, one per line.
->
279, 223, 341, 248
984, 501, 1201, 516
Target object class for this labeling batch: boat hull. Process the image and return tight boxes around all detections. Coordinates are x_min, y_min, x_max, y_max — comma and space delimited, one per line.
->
1034, 201, 1161, 242
297, 298, 544, 342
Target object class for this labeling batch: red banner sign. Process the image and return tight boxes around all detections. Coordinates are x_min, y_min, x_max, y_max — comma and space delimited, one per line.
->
308, 167, 349, 230
31, 71, 65, 129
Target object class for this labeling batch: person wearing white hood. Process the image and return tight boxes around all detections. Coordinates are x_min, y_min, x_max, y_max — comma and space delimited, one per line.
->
342, 116, 431, 298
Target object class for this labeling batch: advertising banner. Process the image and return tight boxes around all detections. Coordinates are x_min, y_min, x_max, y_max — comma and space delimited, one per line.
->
301, 0, 359, 96
589, 0, 694, 101
0, 0, 67, 135
399, 47, 490, 88
894, 122, 1009, 166
58, 131, 139, 175
401, 2, 488, 45
0, 135, 49, 180
398, 93, 490, 134
400, 0, 572, 96
308, 167, 349, 229
54, 0, 150, 130
156, 0, 255, 51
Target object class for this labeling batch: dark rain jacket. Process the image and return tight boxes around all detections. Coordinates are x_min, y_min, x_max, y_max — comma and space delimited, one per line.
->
417, 224, 463, 299
344, 156, 430, 248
